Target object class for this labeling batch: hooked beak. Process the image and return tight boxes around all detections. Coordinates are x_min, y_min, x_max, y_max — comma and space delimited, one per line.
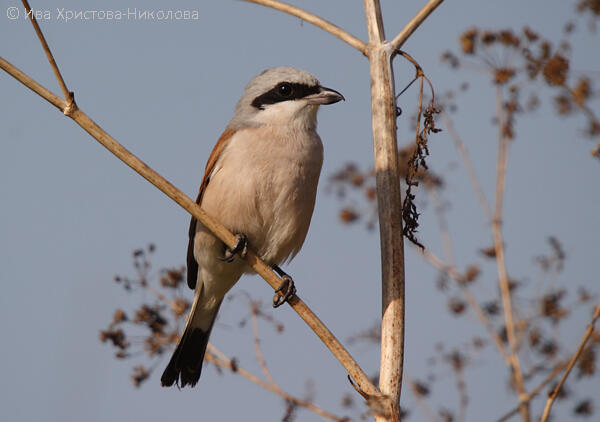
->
305, 86, 345, 105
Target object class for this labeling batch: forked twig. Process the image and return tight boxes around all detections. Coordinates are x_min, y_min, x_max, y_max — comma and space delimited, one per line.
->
362, 2, 406, 420
21, 0, 73, 108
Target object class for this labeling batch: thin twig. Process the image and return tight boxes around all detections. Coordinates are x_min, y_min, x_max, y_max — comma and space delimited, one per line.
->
429, 184, 455, 267
416, 246, 511, 365
492, 86, 528, 421
21, 0, 72, 102
539, 304, 600, 422
415, 75, 425, 145
250, 304, 278, 387
0, 55, 379, 398
455, 367, 468, 422
442, 113, 494, 223
205, 345, 350, 422
243, 0, 367, 55
389, 0, 446, 52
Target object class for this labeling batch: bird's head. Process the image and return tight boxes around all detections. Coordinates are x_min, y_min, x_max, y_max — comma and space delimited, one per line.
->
229, 67, 344, 130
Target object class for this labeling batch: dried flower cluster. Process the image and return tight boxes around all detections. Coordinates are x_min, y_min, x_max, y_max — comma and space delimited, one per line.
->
99, 245, 187, 386
577, 0, 600, 17
442, 25, 600, 157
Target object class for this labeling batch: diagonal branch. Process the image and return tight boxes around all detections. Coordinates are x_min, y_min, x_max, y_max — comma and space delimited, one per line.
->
21, 0, 71, 101
442, 113, 494, 223
539, 304, 600, 422
389, 0, 445, 52
243, 0, 368, 55
0, 54, 378, 399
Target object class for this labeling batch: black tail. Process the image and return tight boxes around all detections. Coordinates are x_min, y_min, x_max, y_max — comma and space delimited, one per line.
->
161, 327, 210, 387
161, 300, 222, 388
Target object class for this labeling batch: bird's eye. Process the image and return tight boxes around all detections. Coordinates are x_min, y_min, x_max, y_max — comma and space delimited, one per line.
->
277, 83, 293, 98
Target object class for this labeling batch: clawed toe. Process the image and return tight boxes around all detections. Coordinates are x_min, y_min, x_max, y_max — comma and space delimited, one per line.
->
219, 234, 248, 263
272, 265, 296, 308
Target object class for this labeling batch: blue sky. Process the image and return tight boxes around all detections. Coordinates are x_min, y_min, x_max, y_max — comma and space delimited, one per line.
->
1, 1, 598, 421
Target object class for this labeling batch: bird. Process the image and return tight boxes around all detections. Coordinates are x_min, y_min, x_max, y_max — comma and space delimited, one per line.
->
160, 67, 344, 388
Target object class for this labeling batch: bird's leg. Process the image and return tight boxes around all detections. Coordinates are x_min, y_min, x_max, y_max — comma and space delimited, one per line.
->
219, 233, 248, 263
271, 265, 296, 308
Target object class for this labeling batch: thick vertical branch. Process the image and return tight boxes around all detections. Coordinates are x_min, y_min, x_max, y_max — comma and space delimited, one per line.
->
364, 1, 405, 420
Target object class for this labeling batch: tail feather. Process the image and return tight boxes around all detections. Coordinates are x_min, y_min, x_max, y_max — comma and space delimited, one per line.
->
161, 297, 222, 388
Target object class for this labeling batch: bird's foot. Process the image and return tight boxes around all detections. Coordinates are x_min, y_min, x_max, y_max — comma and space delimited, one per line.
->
219, 233, 248, 263
272, 265, 296, 308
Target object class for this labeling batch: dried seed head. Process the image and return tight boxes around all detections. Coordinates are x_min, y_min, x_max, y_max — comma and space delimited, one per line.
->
460, 28, 478, 54
543, 54, 570, 86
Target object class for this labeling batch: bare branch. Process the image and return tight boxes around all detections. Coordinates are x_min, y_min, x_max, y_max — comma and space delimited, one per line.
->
0, 56, 64, 109
21, 0, 71, 101
0, 55, 378, 399
539, 304, 600, 422
243, 0, 367, 55
389, 0, 445, 52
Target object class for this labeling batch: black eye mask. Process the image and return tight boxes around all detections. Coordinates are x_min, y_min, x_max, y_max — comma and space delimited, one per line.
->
251, 82, 321, 110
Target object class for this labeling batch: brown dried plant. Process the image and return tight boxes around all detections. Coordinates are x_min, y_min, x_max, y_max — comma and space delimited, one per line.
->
326, 15, 600, 422
442, 24, 600, 157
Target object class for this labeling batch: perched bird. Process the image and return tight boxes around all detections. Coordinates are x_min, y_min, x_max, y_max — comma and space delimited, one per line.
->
161, 67, 344, 387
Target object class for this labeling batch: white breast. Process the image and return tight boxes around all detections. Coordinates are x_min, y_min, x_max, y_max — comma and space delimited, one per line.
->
199, 124, 324, 267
